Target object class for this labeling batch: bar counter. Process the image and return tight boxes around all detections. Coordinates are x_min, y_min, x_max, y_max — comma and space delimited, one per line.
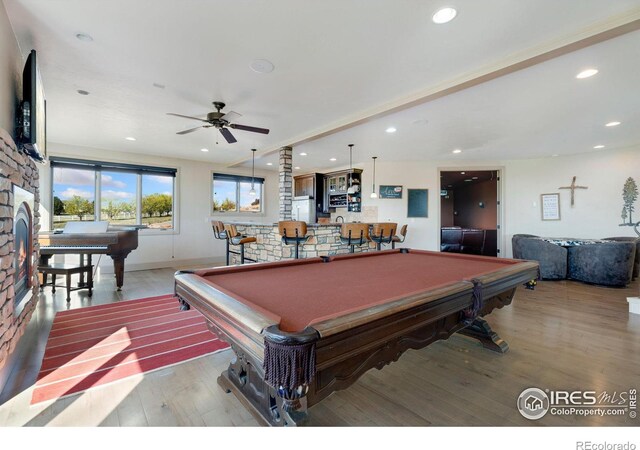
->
225, 221, 377, 263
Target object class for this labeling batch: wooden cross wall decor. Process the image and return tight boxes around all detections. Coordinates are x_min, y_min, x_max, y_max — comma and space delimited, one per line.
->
559, 176, 588, 207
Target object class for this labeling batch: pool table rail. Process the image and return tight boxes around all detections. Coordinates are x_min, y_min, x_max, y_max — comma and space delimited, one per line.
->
174, 271, 275, 366
173, 256, 539, 426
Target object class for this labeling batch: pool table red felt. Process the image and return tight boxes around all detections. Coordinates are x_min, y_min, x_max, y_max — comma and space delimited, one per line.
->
194, 249, 521, 332
175, 248, 538, 426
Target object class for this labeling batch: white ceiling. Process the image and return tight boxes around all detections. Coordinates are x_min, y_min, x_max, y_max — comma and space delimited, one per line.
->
4, 0, 640, 171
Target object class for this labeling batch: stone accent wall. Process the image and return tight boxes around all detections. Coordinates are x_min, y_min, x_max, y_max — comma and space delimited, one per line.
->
0, 128, 40, 371
228, 223, 376, 264
278, 146, 292, 221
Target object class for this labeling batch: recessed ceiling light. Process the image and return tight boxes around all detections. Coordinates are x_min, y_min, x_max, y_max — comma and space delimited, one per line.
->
452, 149, 462, 154
77, 89, 90, 95
329, 157, 337, 161
593, 145, 605, 149
576, 68, 598, 79
464, 179, 472, 182
472, 176, 478, 180
385, 127, 397, 133
200, 148, 209, 152
605, 121, 621, 127
294, 166, 301, 170
448, 185, 453, 187
552, 154, 559, 157
299, 152, 307, 156
75, 33, 93, 42
250, 59, 275, 74
266, 162, 273, 166
125, 137, 136, 141
432, 7, 457, 24
460, 171, 465, 175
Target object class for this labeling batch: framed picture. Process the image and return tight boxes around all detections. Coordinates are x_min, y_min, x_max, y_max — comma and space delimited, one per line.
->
407, 189, 428, 218
541, 193, 560, 221
379, 185, 403, 199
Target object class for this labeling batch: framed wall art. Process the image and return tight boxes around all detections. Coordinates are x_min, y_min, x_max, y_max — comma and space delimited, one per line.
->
541, 193, 560, 221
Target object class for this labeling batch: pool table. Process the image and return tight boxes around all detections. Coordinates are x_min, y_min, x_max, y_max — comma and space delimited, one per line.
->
174, 248, 538, 426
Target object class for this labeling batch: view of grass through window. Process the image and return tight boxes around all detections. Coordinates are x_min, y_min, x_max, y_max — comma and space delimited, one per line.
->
52, 164, 175, 230
52, 168, 96, 227
142, 174, 174, 229
213, 176, 262, 213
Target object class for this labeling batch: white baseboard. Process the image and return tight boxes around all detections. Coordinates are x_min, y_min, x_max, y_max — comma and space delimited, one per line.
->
628, 297, 640, 315
100, 256, 226, 274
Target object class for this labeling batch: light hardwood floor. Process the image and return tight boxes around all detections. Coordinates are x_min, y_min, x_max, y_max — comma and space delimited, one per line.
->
0, 265, 639, 426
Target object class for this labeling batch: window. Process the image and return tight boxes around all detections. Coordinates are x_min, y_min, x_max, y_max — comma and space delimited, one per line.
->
100, 171, 137, 226
142, 174, 174, 229
51, 157, 177, 230
212, 173, 264, 213
52, 167, 96, 227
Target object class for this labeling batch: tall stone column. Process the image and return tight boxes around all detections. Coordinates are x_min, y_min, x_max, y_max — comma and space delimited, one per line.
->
279, 146, 293, 221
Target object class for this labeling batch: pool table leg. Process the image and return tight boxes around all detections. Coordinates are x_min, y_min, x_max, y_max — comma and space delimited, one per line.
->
458, 317, 509, 353
217, 346, 310, 426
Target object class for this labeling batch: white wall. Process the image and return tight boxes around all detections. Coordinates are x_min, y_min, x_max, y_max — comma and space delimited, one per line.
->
39, 141, 640, 272
504, 148, 640, 246
39, 143, 279, 272
0, 0, 21, 134
344, 146, 640, 257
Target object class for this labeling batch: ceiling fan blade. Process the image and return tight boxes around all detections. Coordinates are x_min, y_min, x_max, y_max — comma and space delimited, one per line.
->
221, 111, 242, 123
229, 123, 270, 134
219, 127, 237, 144
176, 126, 203, 135
167, 112, 209, 123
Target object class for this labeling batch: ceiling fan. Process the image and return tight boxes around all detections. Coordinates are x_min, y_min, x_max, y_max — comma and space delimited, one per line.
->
167, 101, 269, 144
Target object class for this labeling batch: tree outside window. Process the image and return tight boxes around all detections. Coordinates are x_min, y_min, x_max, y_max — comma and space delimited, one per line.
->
52, 167, 96, 227
141, 175, 174, 229
51, 159, 176, 230
212, 175, 263, 213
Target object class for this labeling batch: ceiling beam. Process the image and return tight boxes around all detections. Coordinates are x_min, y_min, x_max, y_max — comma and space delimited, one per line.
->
228, 10, 640, 168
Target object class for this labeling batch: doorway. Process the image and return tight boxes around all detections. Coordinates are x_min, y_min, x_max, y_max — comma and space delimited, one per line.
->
440, 170, 501, 257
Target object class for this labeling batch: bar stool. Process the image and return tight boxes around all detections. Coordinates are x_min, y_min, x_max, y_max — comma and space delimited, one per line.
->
211, 220, 231, 265
223, 224, 257, 264
392, 224, 408, 249
278, 221, 309, 259
340, 223, 370, 253
370, 222, 397, 251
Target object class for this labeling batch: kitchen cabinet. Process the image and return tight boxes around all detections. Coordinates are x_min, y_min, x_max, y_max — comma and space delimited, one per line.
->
324, 169, 362, 211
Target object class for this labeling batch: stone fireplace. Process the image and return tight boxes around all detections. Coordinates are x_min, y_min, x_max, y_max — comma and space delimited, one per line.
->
0, 127, 40, 374
13, 186, 34, 307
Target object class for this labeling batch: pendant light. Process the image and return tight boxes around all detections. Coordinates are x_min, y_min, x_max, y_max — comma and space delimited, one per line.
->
249, 148, 257, 196
370, 156, 378, 198
348, 144, 354, 186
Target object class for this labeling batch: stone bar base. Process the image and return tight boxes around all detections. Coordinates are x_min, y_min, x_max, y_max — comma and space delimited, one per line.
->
228, 223, 377, 264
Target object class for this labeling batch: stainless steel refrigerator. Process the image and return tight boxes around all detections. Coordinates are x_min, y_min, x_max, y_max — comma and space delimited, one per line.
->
292, 196, 316, 223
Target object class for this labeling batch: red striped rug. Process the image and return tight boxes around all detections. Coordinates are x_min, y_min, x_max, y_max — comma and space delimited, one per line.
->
31, 294, 229, 404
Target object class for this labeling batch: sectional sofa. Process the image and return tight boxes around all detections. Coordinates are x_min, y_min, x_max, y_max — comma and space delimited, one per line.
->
511, 234, 639, 287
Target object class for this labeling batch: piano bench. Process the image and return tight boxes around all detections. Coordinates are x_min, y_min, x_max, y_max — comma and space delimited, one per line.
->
38, 263, 93, 302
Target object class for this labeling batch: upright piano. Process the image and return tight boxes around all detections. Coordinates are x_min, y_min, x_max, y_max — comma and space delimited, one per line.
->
39, 225, 139, 290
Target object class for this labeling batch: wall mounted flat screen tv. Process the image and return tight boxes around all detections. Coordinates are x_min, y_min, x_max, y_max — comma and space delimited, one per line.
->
19, 49, 46, 162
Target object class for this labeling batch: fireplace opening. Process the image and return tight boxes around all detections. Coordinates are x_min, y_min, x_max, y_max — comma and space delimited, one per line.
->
14, 202, 32, 302
13, 186, 33, 310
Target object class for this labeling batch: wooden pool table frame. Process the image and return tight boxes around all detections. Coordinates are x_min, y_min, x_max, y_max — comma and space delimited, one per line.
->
174, 249, 538, 426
